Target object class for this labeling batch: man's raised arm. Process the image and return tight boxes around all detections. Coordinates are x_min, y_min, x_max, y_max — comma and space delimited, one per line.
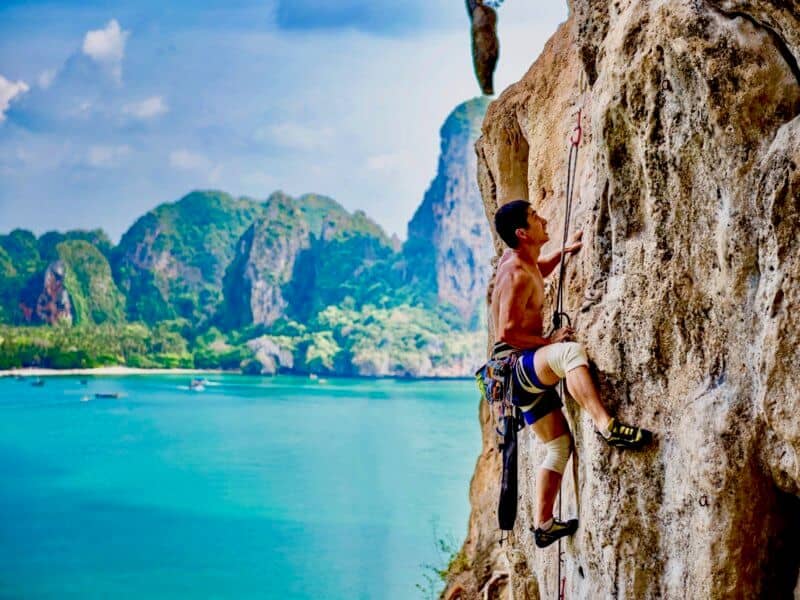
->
538, 229, 583, 278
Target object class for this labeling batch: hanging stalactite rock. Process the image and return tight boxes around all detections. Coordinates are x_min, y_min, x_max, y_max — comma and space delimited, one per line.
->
466, 0, 499, 96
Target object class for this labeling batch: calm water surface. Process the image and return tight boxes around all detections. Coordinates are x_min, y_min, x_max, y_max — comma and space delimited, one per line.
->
0, 374, 481, 599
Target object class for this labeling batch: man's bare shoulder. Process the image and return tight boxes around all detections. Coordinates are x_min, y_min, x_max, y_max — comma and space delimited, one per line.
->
497, 252, 533, 279
495, 254, 535, 293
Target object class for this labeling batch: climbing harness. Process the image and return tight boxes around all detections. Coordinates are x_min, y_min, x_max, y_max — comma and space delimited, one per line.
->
552, 106, 583, 600
475, 350, 525, 540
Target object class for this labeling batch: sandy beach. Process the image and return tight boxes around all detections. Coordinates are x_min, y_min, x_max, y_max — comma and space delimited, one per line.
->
0, 366, 224, 378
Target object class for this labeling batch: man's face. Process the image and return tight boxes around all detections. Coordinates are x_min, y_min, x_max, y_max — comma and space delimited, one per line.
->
517, 207, 549, 246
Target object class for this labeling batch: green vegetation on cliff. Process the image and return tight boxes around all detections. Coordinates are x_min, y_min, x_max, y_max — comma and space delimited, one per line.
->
39, 229, 113, 263
0, 177, 487, 376
0, 228, 117, 325
113, 190, 267, 324
57, 241, 126, 325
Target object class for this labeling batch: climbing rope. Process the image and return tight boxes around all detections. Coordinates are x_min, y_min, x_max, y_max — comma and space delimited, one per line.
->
553, 107, 583, 600
553, 107, 582, 331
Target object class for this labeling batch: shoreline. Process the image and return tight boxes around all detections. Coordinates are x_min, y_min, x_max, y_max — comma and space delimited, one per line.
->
0, 366, 224, 378
0, 366, 473, 381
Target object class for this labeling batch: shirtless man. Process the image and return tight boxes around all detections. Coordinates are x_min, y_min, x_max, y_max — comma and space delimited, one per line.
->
491, 199, 651, 548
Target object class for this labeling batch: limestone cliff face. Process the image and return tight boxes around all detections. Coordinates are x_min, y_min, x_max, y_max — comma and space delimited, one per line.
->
406, 97, 495, 324
19, 261, 72, 325
448, 1, 800, 598
222, 197, 311, 329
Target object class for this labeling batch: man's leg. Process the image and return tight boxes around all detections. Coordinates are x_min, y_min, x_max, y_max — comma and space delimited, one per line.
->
533, 344, 610, 430
530, 409, 570, 526
533, 342, 651, 447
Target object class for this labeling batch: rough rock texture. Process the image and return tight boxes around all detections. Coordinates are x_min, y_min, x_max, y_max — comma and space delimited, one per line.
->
246, 335, 294, 374
405, 97, 495, 324
447, 1, 800, 598
19, 261, 72, 325
223, 197, 310, 328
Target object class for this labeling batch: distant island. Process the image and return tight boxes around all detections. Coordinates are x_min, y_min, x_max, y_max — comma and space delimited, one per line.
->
0, 98, 493, 377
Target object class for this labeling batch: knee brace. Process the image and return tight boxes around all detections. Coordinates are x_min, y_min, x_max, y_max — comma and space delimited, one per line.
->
547, 342, 589, 378
541, 433, 572, 474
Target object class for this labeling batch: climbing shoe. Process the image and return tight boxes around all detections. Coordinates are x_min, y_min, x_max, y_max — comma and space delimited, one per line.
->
600, 418, 652, 449
533, 518, 579, 548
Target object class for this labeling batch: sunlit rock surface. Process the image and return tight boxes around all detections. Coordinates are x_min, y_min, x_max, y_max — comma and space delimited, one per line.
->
447, 0, 800, 597
405, 96, 494, 325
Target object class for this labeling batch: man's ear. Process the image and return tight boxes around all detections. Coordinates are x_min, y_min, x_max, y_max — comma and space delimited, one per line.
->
515, 228, 528, 243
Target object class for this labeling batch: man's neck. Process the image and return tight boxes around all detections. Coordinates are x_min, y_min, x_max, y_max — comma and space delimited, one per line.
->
513, 243, 541, 267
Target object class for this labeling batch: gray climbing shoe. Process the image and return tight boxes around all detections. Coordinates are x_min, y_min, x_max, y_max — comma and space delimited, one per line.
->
533, 518, 579, 548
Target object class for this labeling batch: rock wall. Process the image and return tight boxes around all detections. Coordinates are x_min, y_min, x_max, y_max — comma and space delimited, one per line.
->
448, 0, 800, 598
222, 197, 310, 328
406, 97, 495, 324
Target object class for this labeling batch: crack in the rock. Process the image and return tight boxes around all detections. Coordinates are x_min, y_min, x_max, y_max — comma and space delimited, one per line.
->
710, 4, 800, 89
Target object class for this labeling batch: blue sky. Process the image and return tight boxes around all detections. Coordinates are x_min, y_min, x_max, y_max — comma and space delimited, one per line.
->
0, 0, 566, 241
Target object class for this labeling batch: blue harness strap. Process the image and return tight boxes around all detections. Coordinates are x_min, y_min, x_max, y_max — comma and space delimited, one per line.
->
515, 347, 557, 391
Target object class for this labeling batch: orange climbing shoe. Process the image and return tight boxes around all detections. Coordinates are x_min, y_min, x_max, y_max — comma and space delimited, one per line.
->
600, 418, 652, 449
533, 518, 579, 548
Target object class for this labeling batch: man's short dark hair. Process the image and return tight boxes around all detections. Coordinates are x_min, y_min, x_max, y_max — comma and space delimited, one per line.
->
494, 199, 531, 248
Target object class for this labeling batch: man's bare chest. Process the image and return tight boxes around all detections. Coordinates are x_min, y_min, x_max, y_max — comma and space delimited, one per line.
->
528, 275, 545, 311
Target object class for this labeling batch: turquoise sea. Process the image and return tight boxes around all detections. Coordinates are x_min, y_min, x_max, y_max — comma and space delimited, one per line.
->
0, 375, 481, 599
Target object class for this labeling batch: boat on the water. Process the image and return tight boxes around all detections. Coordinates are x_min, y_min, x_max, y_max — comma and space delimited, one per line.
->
31, 378, 45, 387
190, 377, 207, 392
94, 392, 122, 399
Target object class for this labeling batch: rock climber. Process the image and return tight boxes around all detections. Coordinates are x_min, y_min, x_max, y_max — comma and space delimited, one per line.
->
491, 199, 652, 548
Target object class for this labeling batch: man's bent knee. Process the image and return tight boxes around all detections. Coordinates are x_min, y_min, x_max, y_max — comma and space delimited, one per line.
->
541, 433, 572, 474
544, 342, 589, 379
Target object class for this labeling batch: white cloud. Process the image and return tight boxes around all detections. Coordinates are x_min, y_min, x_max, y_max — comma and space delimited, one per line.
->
123, 96, 168, 119
82, 19, 129, 82
366, 152, 404, 171
37, 69, 57, 90
257, 122, 334, 150
169, 149, 211, 170
86, 144, 130, 168
0, 75, 30, 122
